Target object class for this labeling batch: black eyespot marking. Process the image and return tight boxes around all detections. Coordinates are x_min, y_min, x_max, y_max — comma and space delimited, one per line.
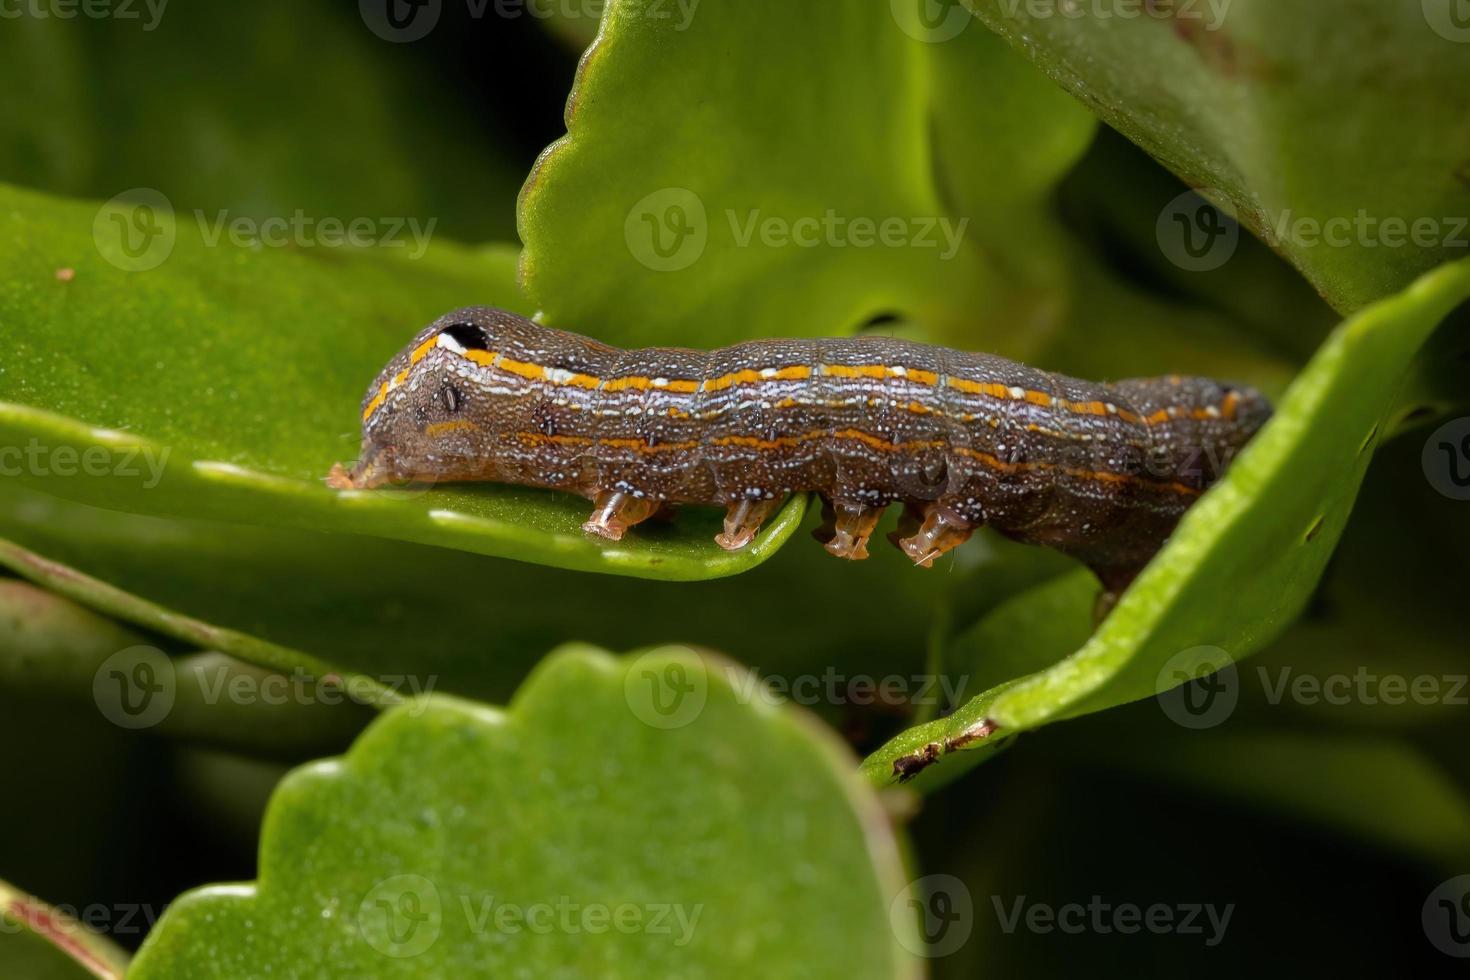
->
440, 384, 462, 414
441, 322, 491, 351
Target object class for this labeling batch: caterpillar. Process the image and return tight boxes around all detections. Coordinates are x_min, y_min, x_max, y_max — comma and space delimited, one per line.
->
328, 307, 1271, 604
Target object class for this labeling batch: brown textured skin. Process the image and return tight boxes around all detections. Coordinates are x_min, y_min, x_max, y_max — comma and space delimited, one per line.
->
336, 307, 1272, 586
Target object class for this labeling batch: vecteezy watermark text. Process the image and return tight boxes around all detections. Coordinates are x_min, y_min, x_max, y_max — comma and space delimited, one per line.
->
1157, 188, 1470, 273
1156, 644, 1470, 729
356, 875, 702, 958
724, 665, 967, 709
624, 188, 971, 272
195, 210, 436, 259
1268, 210, 1470, 251
0, 899, 163, 937
727, 209, 968, 260
0, 439, 169, 489
996, 0, 1232, 30
992, 895, 1234, 946
359, 0, 698, 43
92, 189, 438, 272
0, 0, 167, 30
92, 646, 437, 730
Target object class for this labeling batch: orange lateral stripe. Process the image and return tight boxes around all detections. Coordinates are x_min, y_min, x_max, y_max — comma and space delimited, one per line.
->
704, 365, 813, 391
369, 343, 1240, 435
509, 426, 1200, 494
362, 385, 389, 422
362, 369, 410, 422
495, 356, 548, 383
409, 336, 439, 365
424, 420, 480, 437
821, 364, 887, 380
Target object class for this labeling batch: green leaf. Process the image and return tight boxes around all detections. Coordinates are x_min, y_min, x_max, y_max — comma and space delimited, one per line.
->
968, 0, 1470, 311
0, 183, 804, 580
520, 0, 1097, 350
863, 258, 1470, 788
0, 577, 373, 759
0, 2, 522, 241
128, 647, 918, 978
0, 879, 129, 980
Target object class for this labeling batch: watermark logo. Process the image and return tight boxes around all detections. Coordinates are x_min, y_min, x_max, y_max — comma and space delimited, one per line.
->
1423, 417, 1470, 501
1156, 188, 1239, 272
1156, 645, 1237, 729
358, 874, 443, 957
624, 650, 708, 729
1423, 0, 1470, 42
891, 874, 973, 957
360, 0, 442, 42
1424, 875, 1470, 957
93, 188, 176, 272
625, 188, 709, 272
92, 646, 176, 730
892, 0, 973, 43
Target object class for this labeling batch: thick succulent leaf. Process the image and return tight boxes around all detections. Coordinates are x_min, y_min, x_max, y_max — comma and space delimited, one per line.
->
968, 0, 1470, 311
0, 183, 804, 580
128, 647, 918, 979
0, 879, 128, 980
520, 0, 1100, 351
862, 258, 1470, 788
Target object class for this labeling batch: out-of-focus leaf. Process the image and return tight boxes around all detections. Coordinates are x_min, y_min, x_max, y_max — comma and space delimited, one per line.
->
0, 2, 522, 240
968, 0, 1470, 311
129, 647, 919, 979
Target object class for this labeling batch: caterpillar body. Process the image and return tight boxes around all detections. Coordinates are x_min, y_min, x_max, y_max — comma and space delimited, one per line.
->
329, 307, 1271, 601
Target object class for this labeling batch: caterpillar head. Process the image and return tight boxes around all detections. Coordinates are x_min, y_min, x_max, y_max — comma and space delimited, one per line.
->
327, 307, 523, 490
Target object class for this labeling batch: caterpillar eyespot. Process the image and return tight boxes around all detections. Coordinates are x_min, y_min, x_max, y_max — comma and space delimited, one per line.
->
328, 307, 1272, 595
